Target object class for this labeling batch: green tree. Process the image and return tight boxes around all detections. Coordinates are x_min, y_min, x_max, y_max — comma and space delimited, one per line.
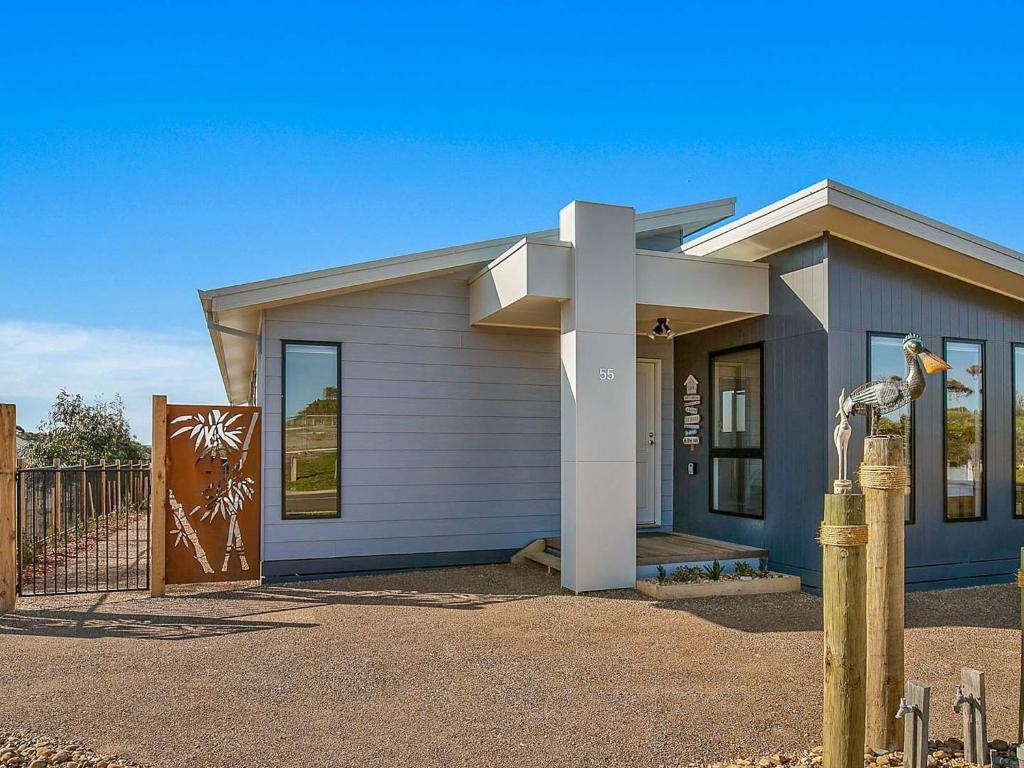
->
26, 390, 147, 466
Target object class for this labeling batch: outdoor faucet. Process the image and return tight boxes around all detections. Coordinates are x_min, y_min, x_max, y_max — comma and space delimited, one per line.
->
953, 684, 971, 713
895, 697, 915, 720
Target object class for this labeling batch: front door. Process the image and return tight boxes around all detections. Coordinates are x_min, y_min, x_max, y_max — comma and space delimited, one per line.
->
636, 359, 661, 526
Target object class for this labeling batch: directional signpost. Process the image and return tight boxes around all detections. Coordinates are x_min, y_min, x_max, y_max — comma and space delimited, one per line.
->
682, 374, 701, 450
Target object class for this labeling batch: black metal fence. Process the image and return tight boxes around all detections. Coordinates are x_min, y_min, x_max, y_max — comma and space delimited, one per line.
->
15, 461, 151, 595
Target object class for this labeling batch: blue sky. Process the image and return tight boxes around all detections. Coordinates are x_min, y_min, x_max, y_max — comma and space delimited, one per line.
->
2, 2, 1023, 441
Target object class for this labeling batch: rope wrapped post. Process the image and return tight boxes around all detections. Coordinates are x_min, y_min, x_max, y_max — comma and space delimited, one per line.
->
1018, 549, 1024, 744
861, 435, 907, 753
821, 492, 867, 768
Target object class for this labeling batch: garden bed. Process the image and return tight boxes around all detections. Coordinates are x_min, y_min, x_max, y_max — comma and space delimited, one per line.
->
635, 560, 801, 600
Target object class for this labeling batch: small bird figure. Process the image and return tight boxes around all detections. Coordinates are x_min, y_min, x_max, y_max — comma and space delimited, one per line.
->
833, 388, 852, 492
840, 333, 951, 434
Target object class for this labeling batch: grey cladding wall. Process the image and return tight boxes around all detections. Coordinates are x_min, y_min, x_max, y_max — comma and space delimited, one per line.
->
827, 236, 1024, 588
674, 238, 829, 587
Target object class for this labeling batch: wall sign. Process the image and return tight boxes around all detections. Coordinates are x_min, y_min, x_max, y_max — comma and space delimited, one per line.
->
682, 374, 701, 451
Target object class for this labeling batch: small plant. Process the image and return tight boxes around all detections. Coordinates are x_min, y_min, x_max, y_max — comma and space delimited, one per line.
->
758, 557, 769, 576
733, 561, 758, 578
656, 564, 668, 584
703, 560, 724, 581
671, 565, 703, 583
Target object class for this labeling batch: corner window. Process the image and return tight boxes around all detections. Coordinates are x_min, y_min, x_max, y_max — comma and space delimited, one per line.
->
868, 333, 914, 523
943, 339, 984, 521
1013, 345, 1024, 518
710, 344, 763, 518
282, 341, 341, 520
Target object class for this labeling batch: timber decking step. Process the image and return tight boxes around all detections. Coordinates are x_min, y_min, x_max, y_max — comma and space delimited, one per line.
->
523, 549, 561, 571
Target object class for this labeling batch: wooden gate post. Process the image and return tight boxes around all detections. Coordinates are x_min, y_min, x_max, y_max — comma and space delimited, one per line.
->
821, 492, 867, 768
150, 395, 167, 597
862, 435, 906, 752
0, 404, 17, 613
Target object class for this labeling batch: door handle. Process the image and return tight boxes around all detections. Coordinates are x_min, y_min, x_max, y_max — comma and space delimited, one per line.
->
648, 439, 656, 446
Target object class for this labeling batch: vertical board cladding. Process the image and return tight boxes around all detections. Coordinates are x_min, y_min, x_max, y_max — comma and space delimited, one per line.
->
258, 270, 675, 574
827, 237, 1024, 588
673, 238, 829, 588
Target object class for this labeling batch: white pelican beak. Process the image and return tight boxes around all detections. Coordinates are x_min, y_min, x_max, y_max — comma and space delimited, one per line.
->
919, 349, 952, 374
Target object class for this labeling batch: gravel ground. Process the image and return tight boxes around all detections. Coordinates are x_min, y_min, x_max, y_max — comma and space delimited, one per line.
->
0, 563, 1020, 768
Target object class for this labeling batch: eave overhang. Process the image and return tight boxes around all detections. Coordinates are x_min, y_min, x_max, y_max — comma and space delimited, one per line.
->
200, 196, 736, 402
683, 179, 1024, 302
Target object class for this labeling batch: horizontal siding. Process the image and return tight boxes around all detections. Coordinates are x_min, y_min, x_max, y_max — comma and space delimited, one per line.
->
259, 271, 676, 566
260, 274, 564, 563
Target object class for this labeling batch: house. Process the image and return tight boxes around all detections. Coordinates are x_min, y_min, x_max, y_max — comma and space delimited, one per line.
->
200, 180, 1024, 593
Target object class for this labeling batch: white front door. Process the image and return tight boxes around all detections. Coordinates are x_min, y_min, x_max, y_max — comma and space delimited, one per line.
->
636, 359, 661, 526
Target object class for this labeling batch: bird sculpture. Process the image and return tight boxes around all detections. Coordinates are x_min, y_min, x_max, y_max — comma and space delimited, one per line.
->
840, 333, 951, 435
833, 389, 852, 493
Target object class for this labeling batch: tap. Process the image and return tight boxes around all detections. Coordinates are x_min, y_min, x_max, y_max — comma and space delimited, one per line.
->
895, 697, 916, 720
953, 684, 971, 714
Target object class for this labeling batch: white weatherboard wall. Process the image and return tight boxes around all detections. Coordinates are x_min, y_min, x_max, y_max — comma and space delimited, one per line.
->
257, 269, 674, 572
259, 273, 562, 566
559, 201, 638, 592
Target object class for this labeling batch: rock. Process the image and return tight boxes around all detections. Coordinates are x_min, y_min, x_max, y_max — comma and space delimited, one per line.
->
812, 747, 824, 756
990, 740, 1009, 752
947, 739, 964, 751
932, 752, 947, 760
877, 757, 890, 766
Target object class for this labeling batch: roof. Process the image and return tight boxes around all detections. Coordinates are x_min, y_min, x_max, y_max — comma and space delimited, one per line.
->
202, 182, 1024, 405
201, 196, 736, 403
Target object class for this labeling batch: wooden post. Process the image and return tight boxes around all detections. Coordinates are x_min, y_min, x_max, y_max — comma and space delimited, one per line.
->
863, 435, 906, 752
79, 459, 86, 524
822, 492, 867, 768
901, 680, 930, 768
150, 395, 168, 597
0, 405, 17, 613
52, 457, 61, 533
960, 668, 988, 765
1018, 547, 1024, 744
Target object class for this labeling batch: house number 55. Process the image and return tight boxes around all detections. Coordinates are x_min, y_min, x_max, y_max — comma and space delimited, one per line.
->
599, 368, 616, 380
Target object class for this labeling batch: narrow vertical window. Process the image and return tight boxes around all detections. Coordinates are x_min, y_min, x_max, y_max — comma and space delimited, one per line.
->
868, 333, 914, 523
1014, 345, 1024, 518
710, 344, 763, 518
282, 341, 341, 520
943, 339, 984, 521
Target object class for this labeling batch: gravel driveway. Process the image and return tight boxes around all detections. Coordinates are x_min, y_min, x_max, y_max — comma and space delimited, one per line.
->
0, 564, 1020, 768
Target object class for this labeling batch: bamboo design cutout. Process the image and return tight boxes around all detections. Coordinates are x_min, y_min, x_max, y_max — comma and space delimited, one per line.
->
170, 409, 259, 574
168, 489, 214, 574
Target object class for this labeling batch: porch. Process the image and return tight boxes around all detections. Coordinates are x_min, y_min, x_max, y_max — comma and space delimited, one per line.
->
514, 532, 768, 581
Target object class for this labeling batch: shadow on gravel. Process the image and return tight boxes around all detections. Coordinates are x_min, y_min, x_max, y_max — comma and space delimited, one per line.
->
186, 584, 541, 616
648, 583, 1018, 633
0, 606, 316, 641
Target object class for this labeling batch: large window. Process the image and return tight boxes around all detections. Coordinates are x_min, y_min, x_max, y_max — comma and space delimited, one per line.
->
710, 344, 763, 518
943, 339, 984, 521
282, 341, 341, 520
868, 333, 914, 523
1014, 345, 1024, 518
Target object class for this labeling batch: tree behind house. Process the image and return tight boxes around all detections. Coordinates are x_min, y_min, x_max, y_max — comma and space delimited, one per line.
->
26, 389, 147, 466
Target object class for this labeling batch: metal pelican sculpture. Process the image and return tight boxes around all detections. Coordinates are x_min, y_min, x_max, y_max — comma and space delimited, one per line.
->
840, 333, 951, 435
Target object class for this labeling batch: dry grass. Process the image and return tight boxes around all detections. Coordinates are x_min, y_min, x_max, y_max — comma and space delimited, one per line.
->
0, 563, 1019, 768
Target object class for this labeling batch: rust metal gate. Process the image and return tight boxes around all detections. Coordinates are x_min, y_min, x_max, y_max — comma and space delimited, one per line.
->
150, 399, 261, 594
15, 462, 151, 595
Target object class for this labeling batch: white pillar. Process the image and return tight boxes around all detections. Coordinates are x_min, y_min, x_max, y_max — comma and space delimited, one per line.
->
559, 201, 637, 592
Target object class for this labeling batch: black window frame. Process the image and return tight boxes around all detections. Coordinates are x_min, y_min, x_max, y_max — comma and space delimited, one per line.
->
1012, 343, 1024, 519
942, 337, 986, 523
281, 339, 343, 521
867, 331, 916, 525
708, 341, 765, 519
